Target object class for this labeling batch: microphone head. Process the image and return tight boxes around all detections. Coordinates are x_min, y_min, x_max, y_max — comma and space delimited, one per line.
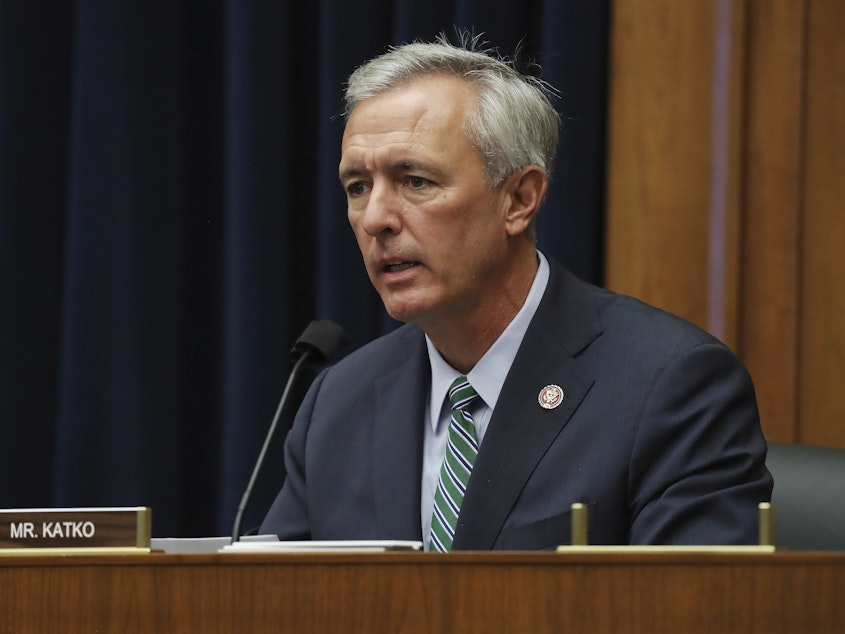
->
290, 320, 348, 366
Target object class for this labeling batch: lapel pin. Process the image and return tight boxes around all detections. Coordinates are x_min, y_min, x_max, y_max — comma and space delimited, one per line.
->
538, 385, 564, 410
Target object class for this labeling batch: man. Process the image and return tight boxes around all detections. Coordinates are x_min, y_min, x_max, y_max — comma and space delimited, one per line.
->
260, 37, 772, 550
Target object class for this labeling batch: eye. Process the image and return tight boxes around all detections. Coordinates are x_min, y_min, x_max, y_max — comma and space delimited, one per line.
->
346, 181, 369, 197
407, 176, 430, 189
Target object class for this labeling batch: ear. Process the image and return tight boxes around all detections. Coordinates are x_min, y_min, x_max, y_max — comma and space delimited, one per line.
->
503, 166, 548, 237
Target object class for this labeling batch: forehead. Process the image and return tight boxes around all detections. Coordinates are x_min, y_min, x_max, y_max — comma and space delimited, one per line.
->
341, 76, 477, 155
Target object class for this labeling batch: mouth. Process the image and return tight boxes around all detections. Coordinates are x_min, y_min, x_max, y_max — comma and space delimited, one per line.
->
384, 261, 419, 273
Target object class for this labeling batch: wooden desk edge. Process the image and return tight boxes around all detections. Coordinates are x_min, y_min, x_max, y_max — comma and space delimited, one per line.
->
2, 549, 844, 568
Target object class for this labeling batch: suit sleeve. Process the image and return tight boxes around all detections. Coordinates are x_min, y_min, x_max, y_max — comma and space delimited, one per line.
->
258, 369, 327, 539
627, 342, 773, 545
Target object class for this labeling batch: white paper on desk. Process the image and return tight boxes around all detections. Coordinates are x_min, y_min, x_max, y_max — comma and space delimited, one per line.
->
219, 539, 423, 553
151, 534, 279, 554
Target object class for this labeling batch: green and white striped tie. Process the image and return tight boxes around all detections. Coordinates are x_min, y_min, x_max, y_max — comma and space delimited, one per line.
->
429, 376, 480, 552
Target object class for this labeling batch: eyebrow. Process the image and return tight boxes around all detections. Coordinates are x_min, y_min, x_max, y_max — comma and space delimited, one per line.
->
338, 166, 363, 184
394, 161, 445, 178
339, 161, 446, 184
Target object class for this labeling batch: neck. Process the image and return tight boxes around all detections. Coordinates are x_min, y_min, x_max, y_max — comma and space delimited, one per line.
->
425, 249, 539, 374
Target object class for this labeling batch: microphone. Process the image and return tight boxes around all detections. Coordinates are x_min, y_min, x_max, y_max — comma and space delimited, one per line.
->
230, 320, 348, 543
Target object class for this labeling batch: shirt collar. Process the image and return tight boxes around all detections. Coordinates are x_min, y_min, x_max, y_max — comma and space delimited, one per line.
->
426, 251, 551, 430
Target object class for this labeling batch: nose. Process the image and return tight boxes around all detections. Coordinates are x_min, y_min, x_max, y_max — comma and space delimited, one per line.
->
358, 182, 402, 237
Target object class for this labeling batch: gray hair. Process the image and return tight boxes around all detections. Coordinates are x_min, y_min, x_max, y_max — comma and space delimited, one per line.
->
343, 35, 560, 189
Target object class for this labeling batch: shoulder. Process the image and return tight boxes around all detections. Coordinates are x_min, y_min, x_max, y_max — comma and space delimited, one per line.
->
542, 256, 736, 370
318, 323, 426, 385
596, 286, 721, 349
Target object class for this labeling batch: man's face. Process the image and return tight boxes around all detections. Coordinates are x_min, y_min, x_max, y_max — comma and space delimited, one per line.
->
340, 76, 518, 332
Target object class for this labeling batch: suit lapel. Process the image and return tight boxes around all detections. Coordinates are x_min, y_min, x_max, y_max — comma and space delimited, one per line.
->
452, 261, 602, 550
371, 328, 429, 541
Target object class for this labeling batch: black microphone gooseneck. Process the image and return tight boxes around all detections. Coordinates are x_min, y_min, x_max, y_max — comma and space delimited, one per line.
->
230, 320, 348, 543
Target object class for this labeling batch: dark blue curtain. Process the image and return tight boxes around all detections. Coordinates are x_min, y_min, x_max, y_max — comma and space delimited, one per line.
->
0, 0, 608, 536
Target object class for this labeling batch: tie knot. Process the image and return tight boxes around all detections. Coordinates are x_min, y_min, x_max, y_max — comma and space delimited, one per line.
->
448, 376, 479, 412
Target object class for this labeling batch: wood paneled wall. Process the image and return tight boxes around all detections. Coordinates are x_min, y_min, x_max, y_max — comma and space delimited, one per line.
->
605, 0, 845, 447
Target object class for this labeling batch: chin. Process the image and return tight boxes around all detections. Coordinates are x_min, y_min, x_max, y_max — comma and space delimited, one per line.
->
378, 287, 445, 327
384, 306, 421, 325
382, 299, 432, 326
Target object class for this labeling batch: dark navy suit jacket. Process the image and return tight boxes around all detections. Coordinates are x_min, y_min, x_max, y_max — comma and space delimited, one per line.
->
260, 258, 773, 548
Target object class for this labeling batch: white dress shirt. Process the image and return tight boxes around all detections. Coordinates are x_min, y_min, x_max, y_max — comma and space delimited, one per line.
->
421, 252, 550, 548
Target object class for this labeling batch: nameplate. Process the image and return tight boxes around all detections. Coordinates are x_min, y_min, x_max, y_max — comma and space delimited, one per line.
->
0, 507, 151, 553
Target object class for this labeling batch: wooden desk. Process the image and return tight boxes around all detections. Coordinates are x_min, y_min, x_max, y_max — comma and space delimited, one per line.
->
1, 551, 844, 632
